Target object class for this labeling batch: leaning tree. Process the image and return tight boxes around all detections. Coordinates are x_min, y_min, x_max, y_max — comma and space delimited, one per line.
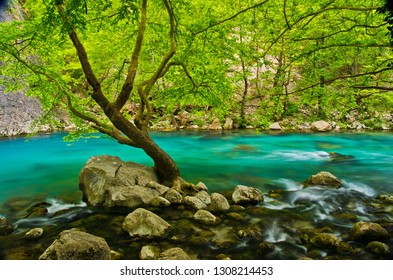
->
1, 0, 187, 186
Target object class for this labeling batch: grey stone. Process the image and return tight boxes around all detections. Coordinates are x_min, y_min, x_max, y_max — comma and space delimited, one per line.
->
184, 196, 207, 210
39, 229, 111, 260
122, 208, 171, 239
224, 117, 234, 130
159, 247, 191, 260
165, 189, 183, 204
311, 120, 332, 132
303, 171, 343, 189
79, 155, 162, 208
269, 122, 282, 130
194, 209, 217, 225
232, 185, 264, 205
210, 193, 230, 212
195, 190, 211, 205
150, 196, 171, 208
140, 245, 160, 260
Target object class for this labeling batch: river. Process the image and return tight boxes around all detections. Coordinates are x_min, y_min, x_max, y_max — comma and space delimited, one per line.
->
0, 130, 393, 259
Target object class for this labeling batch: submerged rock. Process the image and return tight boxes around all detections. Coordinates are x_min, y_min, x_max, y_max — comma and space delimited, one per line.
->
377, 194, 393, 204
258, 242, 275, 255
303, 171, 342, 189
0, 217, 14, 235
350, 222, 389, 243
309, 233, 341, 249
39, 229, 111, 260
366, 241, 390, 256
122, 208, 171, 239
79, 155, 162, 208
25, 202, 51, 218
232, 185, 264, 205
25, 228, 44, 240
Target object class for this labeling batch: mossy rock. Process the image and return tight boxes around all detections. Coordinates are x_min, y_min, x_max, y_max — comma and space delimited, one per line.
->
366, 241, 390, 256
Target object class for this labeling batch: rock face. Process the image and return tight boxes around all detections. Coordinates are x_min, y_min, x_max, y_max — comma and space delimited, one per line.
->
79, 155, 168, 208
350, 222, 389, 243
0, 217, 14, 235
39, 229, 111, 260
122, 208, 171, 239
311, 120, 332, 132
232, 185, 264, 205
0, 89, 43, 137
303, 171, 343, 189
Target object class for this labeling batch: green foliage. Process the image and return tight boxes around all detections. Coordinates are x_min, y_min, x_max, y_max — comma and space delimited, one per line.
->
1, 0, 393, 134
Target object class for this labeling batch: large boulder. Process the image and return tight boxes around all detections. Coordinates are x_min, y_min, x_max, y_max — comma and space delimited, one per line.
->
122, 208, 171, 239
232, 185, 264, 205
311, 120, 332, 132
350, 222, 389, 243
303, 171, 343, 189
39, 229, 111, 260
79, 155, 168, 208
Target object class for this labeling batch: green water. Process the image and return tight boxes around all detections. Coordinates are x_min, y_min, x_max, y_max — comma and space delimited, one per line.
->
0, 130, 392, 207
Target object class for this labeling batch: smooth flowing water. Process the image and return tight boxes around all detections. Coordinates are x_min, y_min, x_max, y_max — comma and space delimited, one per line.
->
1, 130, 393, 259
1, 131, 392, 204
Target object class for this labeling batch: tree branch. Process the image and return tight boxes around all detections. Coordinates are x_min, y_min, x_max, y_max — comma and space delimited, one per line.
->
352, 85, 393, 91
288, 67, 393, 95
114, 0, 147, 111
135, 0, 177, 129
192, 0, 270, 36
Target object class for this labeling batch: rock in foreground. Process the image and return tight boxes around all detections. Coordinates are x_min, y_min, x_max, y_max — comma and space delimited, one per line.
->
122, 208, 171, 239
79, 155, 165, 208
303, 171, 343, 189
39, 229, 111, 260
232, 185, 264, 205
350, 222, 389, 243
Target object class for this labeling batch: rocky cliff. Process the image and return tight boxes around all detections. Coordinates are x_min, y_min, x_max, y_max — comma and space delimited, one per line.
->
0, 85, 44, 137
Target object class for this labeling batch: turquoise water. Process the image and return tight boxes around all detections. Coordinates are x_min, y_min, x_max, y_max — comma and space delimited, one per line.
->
1, 130, 393, 207
1, 130, 393, 260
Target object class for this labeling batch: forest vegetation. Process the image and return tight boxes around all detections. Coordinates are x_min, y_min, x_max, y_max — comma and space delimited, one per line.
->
1, 0, 393, 185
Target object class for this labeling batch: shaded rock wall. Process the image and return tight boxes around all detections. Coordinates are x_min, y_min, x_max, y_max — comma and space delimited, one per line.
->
0, 86, 43, 137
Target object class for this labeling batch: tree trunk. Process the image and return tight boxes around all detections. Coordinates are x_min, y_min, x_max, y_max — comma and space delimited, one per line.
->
108, 107, 180, 186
